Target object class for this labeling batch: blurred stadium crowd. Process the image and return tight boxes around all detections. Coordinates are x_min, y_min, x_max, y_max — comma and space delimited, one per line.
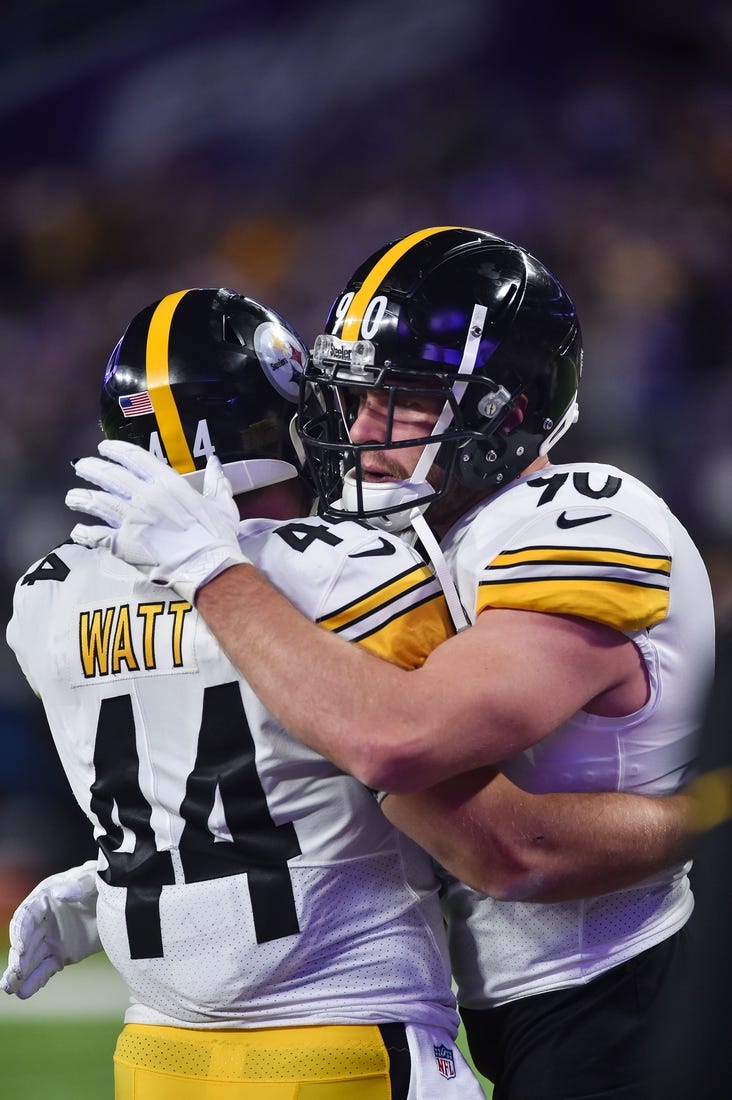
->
1, 0, 730, 916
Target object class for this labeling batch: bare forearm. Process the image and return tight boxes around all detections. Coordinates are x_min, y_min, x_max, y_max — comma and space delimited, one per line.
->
196, 565, 438, 790
195, 571, 653, 794
382, 773, 694, 901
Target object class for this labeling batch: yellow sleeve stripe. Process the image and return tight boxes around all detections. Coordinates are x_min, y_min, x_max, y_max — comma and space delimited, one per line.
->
477, 576, 670, 632
341, 227, 459, 341
489, 544, 672, 576
317, 564, 437, 633
356, 593, 454, 669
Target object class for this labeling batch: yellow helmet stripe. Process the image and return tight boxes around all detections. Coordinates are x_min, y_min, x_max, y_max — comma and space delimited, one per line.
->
146, 289, 196, 473
341, 226, 459, 341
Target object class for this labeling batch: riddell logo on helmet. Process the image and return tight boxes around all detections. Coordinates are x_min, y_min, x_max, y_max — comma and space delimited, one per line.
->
254, 322, 305, 401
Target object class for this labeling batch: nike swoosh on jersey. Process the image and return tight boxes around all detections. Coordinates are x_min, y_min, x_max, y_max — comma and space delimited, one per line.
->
349, 539, 398, 559
556, 511, 612, 529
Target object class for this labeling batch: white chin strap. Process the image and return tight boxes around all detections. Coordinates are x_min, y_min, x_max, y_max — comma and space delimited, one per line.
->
337, 472, 434, 533
183, 458, 298, 495
410, 511, 470, 631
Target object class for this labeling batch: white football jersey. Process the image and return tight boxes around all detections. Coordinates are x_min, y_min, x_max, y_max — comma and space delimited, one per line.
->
7, 515, 458, 1031
438, 461, 716, 1008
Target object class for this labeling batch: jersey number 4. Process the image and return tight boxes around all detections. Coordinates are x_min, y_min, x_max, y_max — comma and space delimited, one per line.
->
91, 682, 302, 959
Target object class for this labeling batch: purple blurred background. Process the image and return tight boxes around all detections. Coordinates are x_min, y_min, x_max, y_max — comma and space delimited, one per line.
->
1, 0, 730, 909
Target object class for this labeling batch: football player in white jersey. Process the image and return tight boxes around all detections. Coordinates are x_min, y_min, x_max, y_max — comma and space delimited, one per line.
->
3, 287, 488, 1100
57, 231, 715, 1100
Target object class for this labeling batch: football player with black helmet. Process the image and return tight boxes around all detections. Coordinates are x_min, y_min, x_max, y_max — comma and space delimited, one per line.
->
4, 286, 489, 1099
99, 286, 307, 503
299, 225, 581, 533
58, 230, 714, 1100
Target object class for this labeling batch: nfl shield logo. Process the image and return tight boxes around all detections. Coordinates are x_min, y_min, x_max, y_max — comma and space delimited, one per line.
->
434, 1043, 456, 1080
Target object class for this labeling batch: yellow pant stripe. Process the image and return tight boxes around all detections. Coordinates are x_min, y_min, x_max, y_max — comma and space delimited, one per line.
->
114, 1022, 391, 1082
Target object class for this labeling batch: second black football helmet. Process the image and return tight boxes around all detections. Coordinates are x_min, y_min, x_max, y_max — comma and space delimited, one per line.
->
298, 226, 582, 527
101, 287, 309, 493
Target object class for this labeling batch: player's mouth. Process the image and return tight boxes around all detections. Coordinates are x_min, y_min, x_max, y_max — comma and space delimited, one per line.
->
360, 463, 407, 483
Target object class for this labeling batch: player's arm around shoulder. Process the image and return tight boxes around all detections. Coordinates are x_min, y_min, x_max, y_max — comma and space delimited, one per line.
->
197, 468, 654, 794
197, 547, 643, 795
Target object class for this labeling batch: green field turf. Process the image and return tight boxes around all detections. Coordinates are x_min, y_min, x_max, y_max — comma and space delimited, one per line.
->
0, 951, 493, 1098
0, 1018, 119, 1098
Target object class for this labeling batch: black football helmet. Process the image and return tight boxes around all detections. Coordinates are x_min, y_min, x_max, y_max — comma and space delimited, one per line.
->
298, 226, 582, 529
101, 287, 309, 494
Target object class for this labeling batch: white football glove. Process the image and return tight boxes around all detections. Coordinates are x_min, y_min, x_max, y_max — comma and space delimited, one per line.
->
66, 439, 248, 603
2, 861, 102, 999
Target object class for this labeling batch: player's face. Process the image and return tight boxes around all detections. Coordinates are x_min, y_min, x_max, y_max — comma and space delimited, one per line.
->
347, 389, 444, 482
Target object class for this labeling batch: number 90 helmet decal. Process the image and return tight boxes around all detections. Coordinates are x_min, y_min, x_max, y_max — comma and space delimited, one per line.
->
101, 287, 309, 494
298, 226, 582, 527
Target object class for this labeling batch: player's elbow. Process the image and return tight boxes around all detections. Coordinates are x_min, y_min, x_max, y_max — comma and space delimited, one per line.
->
463, 832, 557, 901
349, 725, 439, 796
353, 755, 428, 797
472, 865, 550, 902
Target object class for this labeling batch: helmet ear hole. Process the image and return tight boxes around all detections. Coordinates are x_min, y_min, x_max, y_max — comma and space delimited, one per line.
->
222, 316, 245, 346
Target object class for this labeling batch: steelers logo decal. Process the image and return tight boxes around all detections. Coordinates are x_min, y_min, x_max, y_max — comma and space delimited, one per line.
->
253, 321, 306, 401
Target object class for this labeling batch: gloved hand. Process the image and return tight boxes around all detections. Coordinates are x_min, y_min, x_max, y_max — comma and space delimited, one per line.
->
66, 439, 248, 603
2, 861, 102, 999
